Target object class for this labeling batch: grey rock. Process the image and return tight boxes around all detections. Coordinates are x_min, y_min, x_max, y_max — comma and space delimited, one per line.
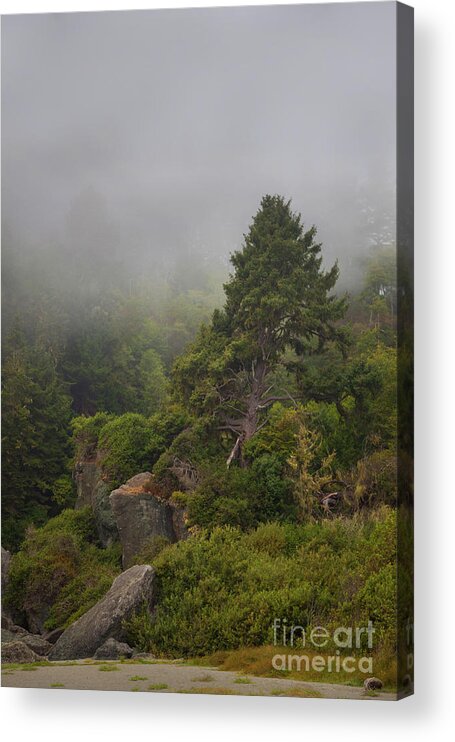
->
2, 627, 51, 655
93, 637, 134, 660
26, 604, 51, 636
2, 629, 20, 644
109, 472, 187, 568
48, 564, 155, 661
2, 626, 29, 643
74, 457, 118, 546
1, 546, 11, 595
44, 627, 65, 644
132, 651, 156, 660
1, 614, 15, 631
1, 547, 13, 627
20, 633, 53, 656
1, 640, 44, 664
170, 501, 190, 542
1, 618, 27, 636
364, 677, 383, 691
74, 459, 98, 509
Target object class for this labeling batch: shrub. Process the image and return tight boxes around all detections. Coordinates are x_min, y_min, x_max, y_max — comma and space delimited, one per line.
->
152, 418, 222, 493
131, 535, 171, 565
124, 509, 398, 658
348, 450, 398, 510
72, 406, 190, 489
97, 413, 156, 485
5, 508, 121, 630
186, 468, 256, 530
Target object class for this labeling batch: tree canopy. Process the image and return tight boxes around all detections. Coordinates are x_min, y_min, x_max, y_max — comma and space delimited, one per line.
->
173, 195, 347, 465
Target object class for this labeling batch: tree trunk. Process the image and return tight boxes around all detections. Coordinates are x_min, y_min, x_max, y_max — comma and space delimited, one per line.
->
226, 358, 267, 467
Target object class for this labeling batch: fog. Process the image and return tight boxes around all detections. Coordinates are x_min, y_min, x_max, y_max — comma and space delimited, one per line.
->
1, 3, 396, 293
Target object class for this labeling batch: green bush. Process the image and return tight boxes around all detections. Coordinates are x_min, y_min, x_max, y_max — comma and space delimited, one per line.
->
186, 466, 257, 530
152, 418, 221, 492
5, 508, 121, 630
124, 508, 398, 657
71, 412, 114, 460
97, 413, 157, 485
131, 535, 171, 565
72, 406, 190, 489
350, 450, 398, 509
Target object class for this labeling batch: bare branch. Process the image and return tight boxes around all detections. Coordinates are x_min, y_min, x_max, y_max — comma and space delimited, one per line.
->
226, 436, 242, 468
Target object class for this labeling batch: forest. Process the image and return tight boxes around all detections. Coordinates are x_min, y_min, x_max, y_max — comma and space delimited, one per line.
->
2, 195, 404, 684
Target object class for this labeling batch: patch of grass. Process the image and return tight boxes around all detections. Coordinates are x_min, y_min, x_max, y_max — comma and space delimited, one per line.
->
148, 683, 168, 691
50, 683, 65, 689
191, 673, 214, 683
270, 686, 322, 698
1, 661, 50, 671
129, 675, 148, 681
234, 676, 252, 684
98, 664, 119, 672
131, 687, 140, 692
178, 687, 235, 695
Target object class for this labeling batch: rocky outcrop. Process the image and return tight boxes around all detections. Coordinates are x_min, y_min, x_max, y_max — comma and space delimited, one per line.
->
1, 546, 13, 626
2, 624, 52, 655
93, 638, 134, 660
1, 640, 45, 664
74, 457, 118, 546
1, 546, 11, 596
2, 627, 25, 643
48, 564, 155, 660
20, 633, 52, 656
109, 473, 188, 568
170, 499, 190, 542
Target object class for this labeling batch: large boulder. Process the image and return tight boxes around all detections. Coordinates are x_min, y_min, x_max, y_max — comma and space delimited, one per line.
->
48, 564, 155, 661
74, 457, 118, 546
44, 627, 65, 645
1, 627, 52, 655
2, 628, 22, 645
1, 617, 27, 636
1, 640, 44, 664
93, 637, 134, 660
109, 473, 188, 568
20, 633, 53, 656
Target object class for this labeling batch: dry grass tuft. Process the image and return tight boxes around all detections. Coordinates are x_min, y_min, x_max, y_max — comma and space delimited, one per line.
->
198, 645, 397, 690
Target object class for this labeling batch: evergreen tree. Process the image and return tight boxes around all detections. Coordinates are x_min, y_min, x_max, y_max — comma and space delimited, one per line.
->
173, 195, 347, 465
1, 329, 73, 549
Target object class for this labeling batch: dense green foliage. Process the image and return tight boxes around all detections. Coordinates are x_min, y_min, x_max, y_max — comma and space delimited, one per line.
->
173, 196, 347, 466
71, 406, 190, 489
5, 508, 121, 630
3, 194, 404, 679
1, 237, 223, 546
125, 508, 397, 657
1, 329, 73, 549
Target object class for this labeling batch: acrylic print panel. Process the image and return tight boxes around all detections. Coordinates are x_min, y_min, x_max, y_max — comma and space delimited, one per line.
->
1, 2, 413, 700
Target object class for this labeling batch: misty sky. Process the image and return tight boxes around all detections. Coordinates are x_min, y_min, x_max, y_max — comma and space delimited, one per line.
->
1, 3, 397, 286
